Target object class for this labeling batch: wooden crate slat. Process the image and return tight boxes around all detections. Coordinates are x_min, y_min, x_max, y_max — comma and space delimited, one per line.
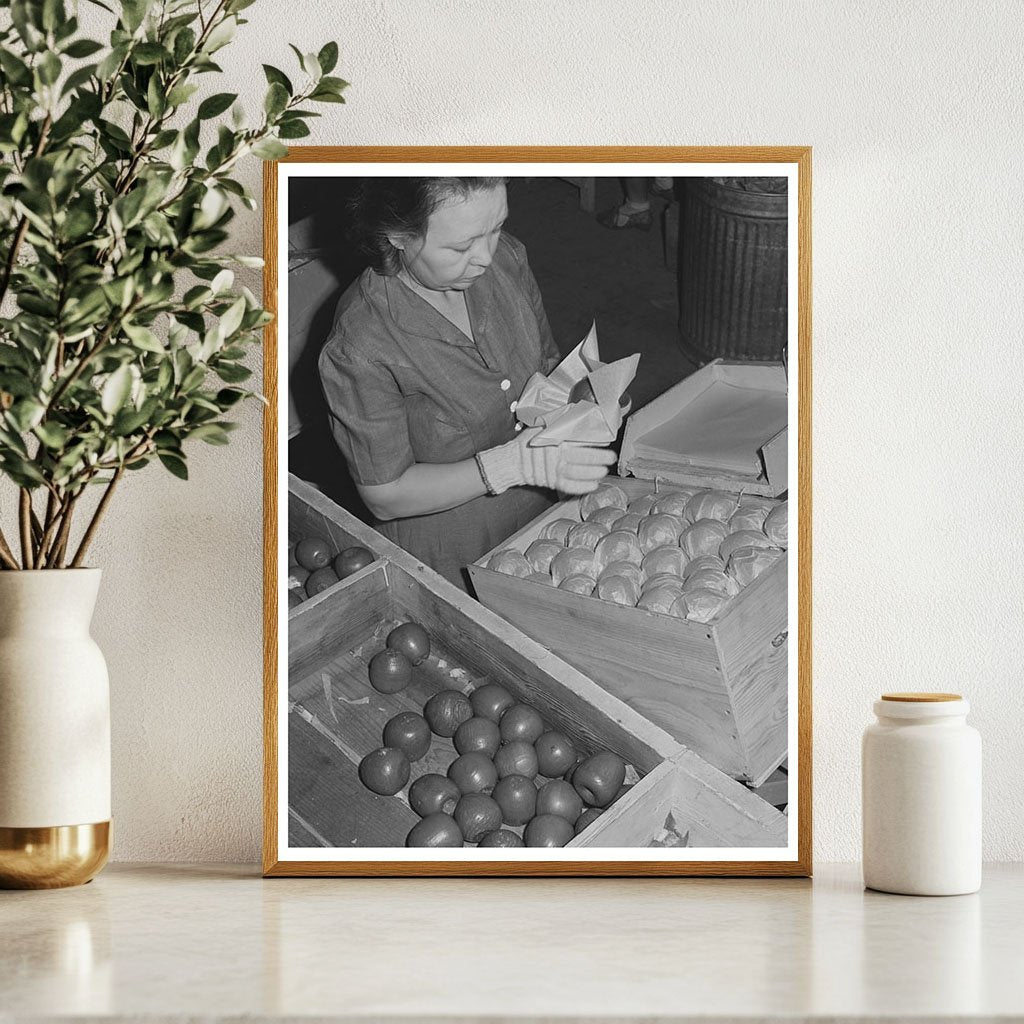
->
288, 711, 418, 848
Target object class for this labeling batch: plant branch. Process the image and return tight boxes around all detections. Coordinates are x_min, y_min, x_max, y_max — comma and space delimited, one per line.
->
18, 489, 34, 569
70, 464, 124, 568
0, 113, 52, 309
0, 526, 20, 570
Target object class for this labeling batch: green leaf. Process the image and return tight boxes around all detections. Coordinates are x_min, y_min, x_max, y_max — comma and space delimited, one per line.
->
38, 51, 62, 86
158, 452, 188, 479
173, 26, 196, 65
318, 41, 339, 75
101, 365, 133, 415
251, 137, 287, 160
0, 49, 33, 87
217, 296, 246, 339
203, 15, 236, 53
9, 399, 45, 432
60, 63, 98, 97
121, 0, 152, 33
277, 120, 310, 140
34, 421, 70, 449
63, 38, 104, 58
198, 91, 236, 119
262, 64, 292, 94
133, 42, 168, 66
264, 81, 289, 118
214, 362, 251, 384
226, 0, 257, 11
189, 422, 230, 445
166, 82, 199, 107
123, 322, 164, 353
309, 88, 346, 104
318, 75, 349, 93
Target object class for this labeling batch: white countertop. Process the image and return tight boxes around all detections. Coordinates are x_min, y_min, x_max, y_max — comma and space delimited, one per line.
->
2, 862, 1021, 1022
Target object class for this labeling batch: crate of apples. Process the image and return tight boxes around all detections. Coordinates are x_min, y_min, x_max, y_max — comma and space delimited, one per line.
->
485, 483, 787, 624
287, 534, 375, 606
356, 630, 634, 847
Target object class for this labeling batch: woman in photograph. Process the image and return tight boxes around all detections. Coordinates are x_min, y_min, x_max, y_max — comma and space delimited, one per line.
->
318, 177, 615, 589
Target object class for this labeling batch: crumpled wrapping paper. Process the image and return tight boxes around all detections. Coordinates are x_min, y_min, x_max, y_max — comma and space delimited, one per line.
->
515, 322, 640, 446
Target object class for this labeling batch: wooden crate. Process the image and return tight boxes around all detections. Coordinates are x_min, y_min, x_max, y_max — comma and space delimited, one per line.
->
572, 749, 787, 848
287, 480, 786, 849
468, 476, 787, 786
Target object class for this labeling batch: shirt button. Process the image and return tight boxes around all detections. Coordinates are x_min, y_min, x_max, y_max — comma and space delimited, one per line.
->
500, 378, 511, 391
509, 400, 518, 412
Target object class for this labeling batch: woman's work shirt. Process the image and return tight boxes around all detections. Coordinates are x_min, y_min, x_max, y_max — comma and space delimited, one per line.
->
319, 232, 561, 589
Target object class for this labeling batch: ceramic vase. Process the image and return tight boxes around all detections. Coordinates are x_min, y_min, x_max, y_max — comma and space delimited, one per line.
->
0, 569, 111, 888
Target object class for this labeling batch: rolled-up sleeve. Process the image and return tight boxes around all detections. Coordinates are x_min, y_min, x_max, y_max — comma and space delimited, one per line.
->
318, 341, 414, 487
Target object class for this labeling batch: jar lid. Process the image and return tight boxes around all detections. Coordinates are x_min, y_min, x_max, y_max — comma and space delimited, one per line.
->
881, 692, 962, 702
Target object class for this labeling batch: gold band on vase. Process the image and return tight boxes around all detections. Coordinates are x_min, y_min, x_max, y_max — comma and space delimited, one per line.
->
0, 821, 111, 889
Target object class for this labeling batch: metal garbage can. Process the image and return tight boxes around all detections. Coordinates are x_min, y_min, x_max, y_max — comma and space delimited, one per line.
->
677, 176, 788, 362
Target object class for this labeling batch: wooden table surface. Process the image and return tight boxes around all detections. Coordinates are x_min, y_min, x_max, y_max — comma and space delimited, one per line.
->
2, 862, 1021, 1022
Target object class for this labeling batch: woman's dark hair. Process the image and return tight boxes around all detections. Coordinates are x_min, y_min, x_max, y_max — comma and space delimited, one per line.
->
348, 177, 507, 275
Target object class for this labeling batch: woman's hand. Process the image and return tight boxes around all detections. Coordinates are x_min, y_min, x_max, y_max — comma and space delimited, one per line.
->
476, 427, 616, 496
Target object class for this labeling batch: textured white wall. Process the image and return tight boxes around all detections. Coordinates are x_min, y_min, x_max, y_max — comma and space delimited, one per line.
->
61, 0, 1024, 862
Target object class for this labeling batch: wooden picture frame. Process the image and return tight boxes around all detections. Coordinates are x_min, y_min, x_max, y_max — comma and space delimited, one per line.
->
263, 147, 812, 877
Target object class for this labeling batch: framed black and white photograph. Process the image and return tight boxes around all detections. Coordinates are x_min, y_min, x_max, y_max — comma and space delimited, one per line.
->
262, 148, 811, 876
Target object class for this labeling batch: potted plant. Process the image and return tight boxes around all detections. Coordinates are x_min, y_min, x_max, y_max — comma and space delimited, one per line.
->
0, 0, 344, 887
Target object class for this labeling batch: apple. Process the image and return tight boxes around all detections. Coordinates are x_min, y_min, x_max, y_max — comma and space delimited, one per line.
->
487, 548, 533, 577
454, 717, 501, 758
536, 779, 584, 823
637, 583, 684, 614
680, 518, 730, 560
469, 682, 516, 723
627, 494, 659, 517
423, 689, 473, 737
287, 590, 303, 609
454, 793, 502, 843
611, 512, 644, 534
651, 490, 695, 517
305, 566, 340, 597
524, 814, 575, 848
478, 829, 525, 848
566, 521, 609, 551
386, 621, 431, 665
447, 752, 498, 795
572, 751, 626, 807
558, 574, 595, 597
594, 530, 643, 572
491, 774, 537, 826
358, 747, 410, 796
333, 545, 374, 579
493, 741, 539, 780
406, 813, 463, 848
574, 807, 604, 835
541, 518, 578, 545
382, 712, 432, 761
595, 574, 639, 607
534, 731, 577, 778
295, 536, 331, 571
641, 545, 687, 579
368, 649, 412, 694
550, 547, 598, 585
681, 554, 725, 578
637, 514, 683, 553
584, 505, 624, 529
684, 489, 739, 524
499, 704, 546, 744
288, 564, 310, 589
408, 773, 460, 817
524, 539, 564, 574
579, 483, 628, 518
599, 559, 644, 591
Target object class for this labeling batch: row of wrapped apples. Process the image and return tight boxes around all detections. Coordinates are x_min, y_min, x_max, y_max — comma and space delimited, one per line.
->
485, 484, 788, 624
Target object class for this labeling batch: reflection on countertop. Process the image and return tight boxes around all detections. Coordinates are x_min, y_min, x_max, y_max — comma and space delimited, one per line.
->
1, 863, 1021, 1021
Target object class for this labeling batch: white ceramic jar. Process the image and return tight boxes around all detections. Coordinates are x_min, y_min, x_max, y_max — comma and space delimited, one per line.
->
862, 692, 981, 896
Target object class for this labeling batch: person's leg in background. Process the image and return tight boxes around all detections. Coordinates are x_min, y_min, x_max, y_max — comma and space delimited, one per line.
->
597, 177, 674, 231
